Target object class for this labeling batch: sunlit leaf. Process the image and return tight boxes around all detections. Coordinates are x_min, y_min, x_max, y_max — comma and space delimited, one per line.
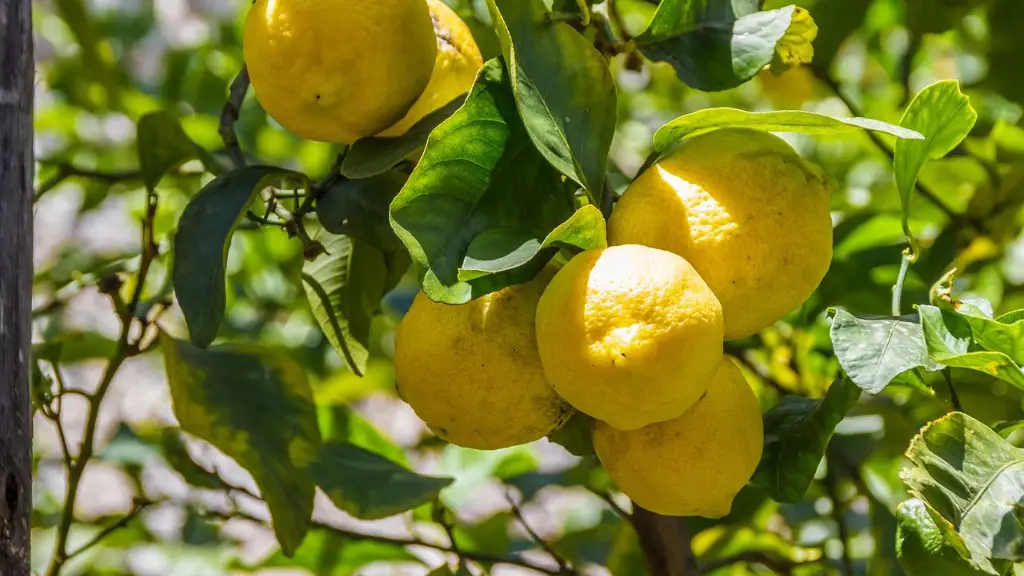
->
488, 0, 617, 196
653, 107, 922, 155
830, 309, 941, 394
302, 232, 391, 376
310, 441, 452, 520
896, 498, 987, 576
902, 412, 1023, 574
160, 333, 320, 556
918, 305, 1024, 390
752, 377, 860, 502
172, 166, 307, 347
341, 99, 464, 179
137, 111, 208, 192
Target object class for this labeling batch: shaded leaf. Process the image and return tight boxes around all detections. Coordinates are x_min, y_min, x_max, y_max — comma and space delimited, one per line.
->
546, 411, 596, 457
302, 232, 390, 376
310, 441, 452, 520
390, 58, 579, 304
488, 0, 617, 196
341, 99, 464, 179
315, 171, 407, 253
752, 377, 861, 502
902, 412, 1024, 574
653, 107, 922, 155
33, 330, 118, 363
894, 81, 977, 245
897, 498, 987, 576
809, 0, 872, 73
918, 305, 1024, 391
160, 333, 320, 556
323, 406, 409, 467
137, 111, 206, 192
636, 4, 816, 92
830, 309, 941, 394
173, 166, 307, 347
255, 530, 419, 576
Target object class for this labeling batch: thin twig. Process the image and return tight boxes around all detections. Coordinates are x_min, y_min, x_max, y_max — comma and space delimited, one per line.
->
812, 69, 988, 234
587, 487, 631, 523
220, 66, 250, 169
35, 164, 141, 202
63, 499, 152, 563
506, 491, 577, 575
943, 368, 963, 412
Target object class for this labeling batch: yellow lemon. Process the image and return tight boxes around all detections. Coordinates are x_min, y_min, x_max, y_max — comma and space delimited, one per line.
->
378, 0, 483, 137
594, 357, 763, 517
394, 273, 571, 450
535, 245, 724, 431
608, 128, 833, 340
244, 0, 436, 143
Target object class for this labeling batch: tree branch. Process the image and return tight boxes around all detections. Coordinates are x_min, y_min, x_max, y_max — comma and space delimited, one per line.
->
506, 491, 577, 574
62, 499, 151, 564
34, 164, 141, 202
632, 506, 696, 576
220, 66, 250, 169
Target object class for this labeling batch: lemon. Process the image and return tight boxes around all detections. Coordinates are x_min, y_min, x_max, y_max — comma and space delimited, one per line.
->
244, 0, 436, 144
608, 128, 833, 340
394, 273, 571, 450
378, 0, 483, 137
593, 357, 763, 517
535, 245, 724, 431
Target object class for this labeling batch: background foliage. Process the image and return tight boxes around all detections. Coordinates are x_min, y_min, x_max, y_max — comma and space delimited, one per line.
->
28, 0, 1024, 574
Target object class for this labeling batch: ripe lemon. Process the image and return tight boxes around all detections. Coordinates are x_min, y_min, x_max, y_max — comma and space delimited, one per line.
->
535, 245, 724, 431
594, 357, 763, 517
244, 0, 436, 143
395, 273, 571, 450
378, 0, 483, 137
608, 128, 833, 340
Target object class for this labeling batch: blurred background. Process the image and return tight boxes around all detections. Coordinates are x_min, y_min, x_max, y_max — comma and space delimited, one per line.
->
29, 0, 1024, 574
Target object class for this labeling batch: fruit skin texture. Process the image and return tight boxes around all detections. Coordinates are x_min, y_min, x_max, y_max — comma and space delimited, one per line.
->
394, 273, 571, 450
378, 0, 483, 137
535, 245, 724, 431
244, 0, 436, 144
593, 357, 763, 518
608, 128, 833, 340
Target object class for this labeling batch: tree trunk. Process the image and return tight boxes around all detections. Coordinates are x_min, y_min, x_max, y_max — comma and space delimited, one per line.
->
632, 506, 697, 576
0, 0, 34, 573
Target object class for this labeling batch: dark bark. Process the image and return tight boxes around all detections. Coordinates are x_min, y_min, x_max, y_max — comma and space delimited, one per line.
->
0, 0, 34, 573
632, 506, 697, 576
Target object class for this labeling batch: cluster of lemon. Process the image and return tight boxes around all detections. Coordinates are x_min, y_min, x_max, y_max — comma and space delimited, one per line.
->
397, 129, 834, 517
244, 0, 481, 143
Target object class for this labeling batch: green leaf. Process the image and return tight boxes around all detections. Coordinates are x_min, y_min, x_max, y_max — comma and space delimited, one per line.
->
546, 411, 596, 457
459, 205, 606, 281
918, 305, 1024, 391
302, 232, 390, 376
255, 530, 419, 576
902, 412, 1024, 574
309, 441, 452, 520
389, 58, 579, 304
959, 312, 1024, 366
315, 171, 406, 253
751, 377, 861, 502
341, 99, 464, 179
487, 0, 617, 196
653, 107, 923, 155
907, 0, 986, 34
636, 4, 817, 91
894, 81, 977, 246
830, 309, 941, 394
897, 498, 988, 576
160, 333, 320, 556
172, 166, 307, 347
33, 330, 118, 364
136, 111, 209, 192
809, 0, 872, 73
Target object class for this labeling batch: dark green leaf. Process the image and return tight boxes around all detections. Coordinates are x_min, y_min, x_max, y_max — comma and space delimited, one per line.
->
310, 441, 451, 520
653, 107, 922, 155
341, 99, 464, 179
487, 0, 617, 196
918, 305, 1024, 390
830, 309, 941, 394
315, 171, 406, 253
173, 166, 307, 347
33, 330, 118, 363
894, 81, 977, 244
986, 0, 1024, 106
636, 4, 815, 91
809, 0, 872, 72
136, 111, 206, 191
160, 333, 320, 556
546, 411, 596, 457
752, 377, 861, 502
302, 232, 390, 376
324, 406, 409, 466
389, 58, 579, 304
907, 0, 986, 34
897, 498, 988, 576
159, 429, 223, 490
902, 412, 1024, 573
